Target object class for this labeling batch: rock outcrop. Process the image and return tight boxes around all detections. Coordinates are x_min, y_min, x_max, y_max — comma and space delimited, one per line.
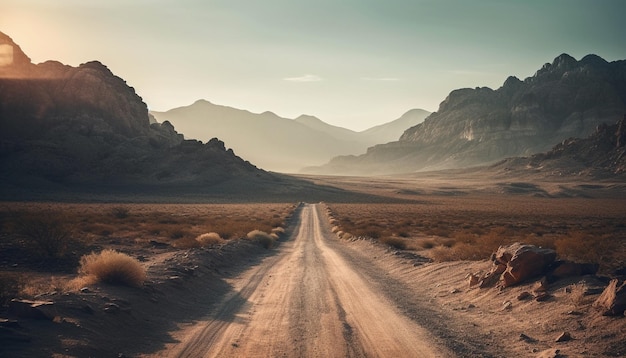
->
593, 279, 626, 316
494, 115, 626, 177
312, 54, 626, 175
474, 243, 557, 288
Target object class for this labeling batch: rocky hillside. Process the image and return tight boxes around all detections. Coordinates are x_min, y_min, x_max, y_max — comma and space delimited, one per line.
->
0, 32, 274, 198
494, 116, 626, 178
308, 54, 626, 175
151, 101, 429, 173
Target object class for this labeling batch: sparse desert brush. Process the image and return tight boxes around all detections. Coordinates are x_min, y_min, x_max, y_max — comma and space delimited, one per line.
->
428, 241, 495, 262
428, 245, 456, 262
111, 206, 130, 219
77, 249, 146, 287
555, 232, 620, 271
380, 237, 407, 250
16, 211, 75, 258
195, 232, 224, 247
247, 230, 276, 249
20, 275, 69, 296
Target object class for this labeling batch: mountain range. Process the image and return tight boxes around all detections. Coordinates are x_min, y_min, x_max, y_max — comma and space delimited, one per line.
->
305, 54, 626, 175
151, 102, 429, 173
1, 27, 623, 198
0, 31, 376, 202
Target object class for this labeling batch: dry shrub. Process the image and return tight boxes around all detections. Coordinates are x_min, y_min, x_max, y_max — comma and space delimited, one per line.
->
429, 246, 456, 262
380, 237, 407, 250
247, 230, 275, 249
438, 238, 457, 248
195, 232, 224, 247
20, 275, 69, 296
78, 249, 146, 287
428, 241, 498, 262
111, 206, 130, 219
17, 212, 75, 258
555, 233, 619, 271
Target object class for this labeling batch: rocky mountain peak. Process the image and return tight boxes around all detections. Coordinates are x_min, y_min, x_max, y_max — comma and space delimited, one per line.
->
0, 31, 33, 75
313, 54, 626, 175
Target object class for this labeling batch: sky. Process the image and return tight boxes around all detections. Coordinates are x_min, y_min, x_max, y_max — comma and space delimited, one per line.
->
2, 0, 625, 131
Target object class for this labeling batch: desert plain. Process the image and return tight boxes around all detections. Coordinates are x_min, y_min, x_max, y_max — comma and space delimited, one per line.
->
1, 171, 625, 358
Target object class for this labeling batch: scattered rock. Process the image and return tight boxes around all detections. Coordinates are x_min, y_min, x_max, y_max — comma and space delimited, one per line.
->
103, 302, 120, 314
533, 277, 549, 293
535, 293, 552, 302
520, 333, 537, 343
8, 299, 56, 320
566, 310, 583, 316
80, 287, 91, 293
468, 274, 480, 288
502, 301, 513, 310
517, 291, 532, 300
555, 331, 572, 342
0, 318, 19, 327
593, 279, 626, 316
479, 263, 506, 288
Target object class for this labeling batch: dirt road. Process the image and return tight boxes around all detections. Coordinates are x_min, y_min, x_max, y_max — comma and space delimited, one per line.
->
164, 203, 450, 358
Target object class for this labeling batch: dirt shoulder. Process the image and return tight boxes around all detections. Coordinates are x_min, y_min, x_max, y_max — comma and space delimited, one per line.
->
333, 235, 626, 357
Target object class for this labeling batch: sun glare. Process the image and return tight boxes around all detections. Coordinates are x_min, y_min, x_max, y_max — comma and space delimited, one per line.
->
0, 44, 14, 66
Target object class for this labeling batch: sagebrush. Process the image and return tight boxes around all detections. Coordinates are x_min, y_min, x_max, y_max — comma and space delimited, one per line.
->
78, 249, 146, 287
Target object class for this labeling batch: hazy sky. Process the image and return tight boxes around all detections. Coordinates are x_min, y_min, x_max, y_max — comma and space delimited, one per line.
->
2, 0, 625, 130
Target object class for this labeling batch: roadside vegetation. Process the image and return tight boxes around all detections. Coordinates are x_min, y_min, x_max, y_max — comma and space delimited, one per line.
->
326, 197, 626, 274
0, 203, 296, 297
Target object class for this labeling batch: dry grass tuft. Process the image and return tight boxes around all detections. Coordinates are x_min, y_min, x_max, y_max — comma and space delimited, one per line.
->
195, 232, 224, 247
247, 230, 276, 249
77, 249, 146, 287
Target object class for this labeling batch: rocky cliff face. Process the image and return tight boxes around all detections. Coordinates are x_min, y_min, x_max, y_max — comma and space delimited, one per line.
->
311, 54, 626, 175
494, 116, 626, 178
0, 31, 266, 193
